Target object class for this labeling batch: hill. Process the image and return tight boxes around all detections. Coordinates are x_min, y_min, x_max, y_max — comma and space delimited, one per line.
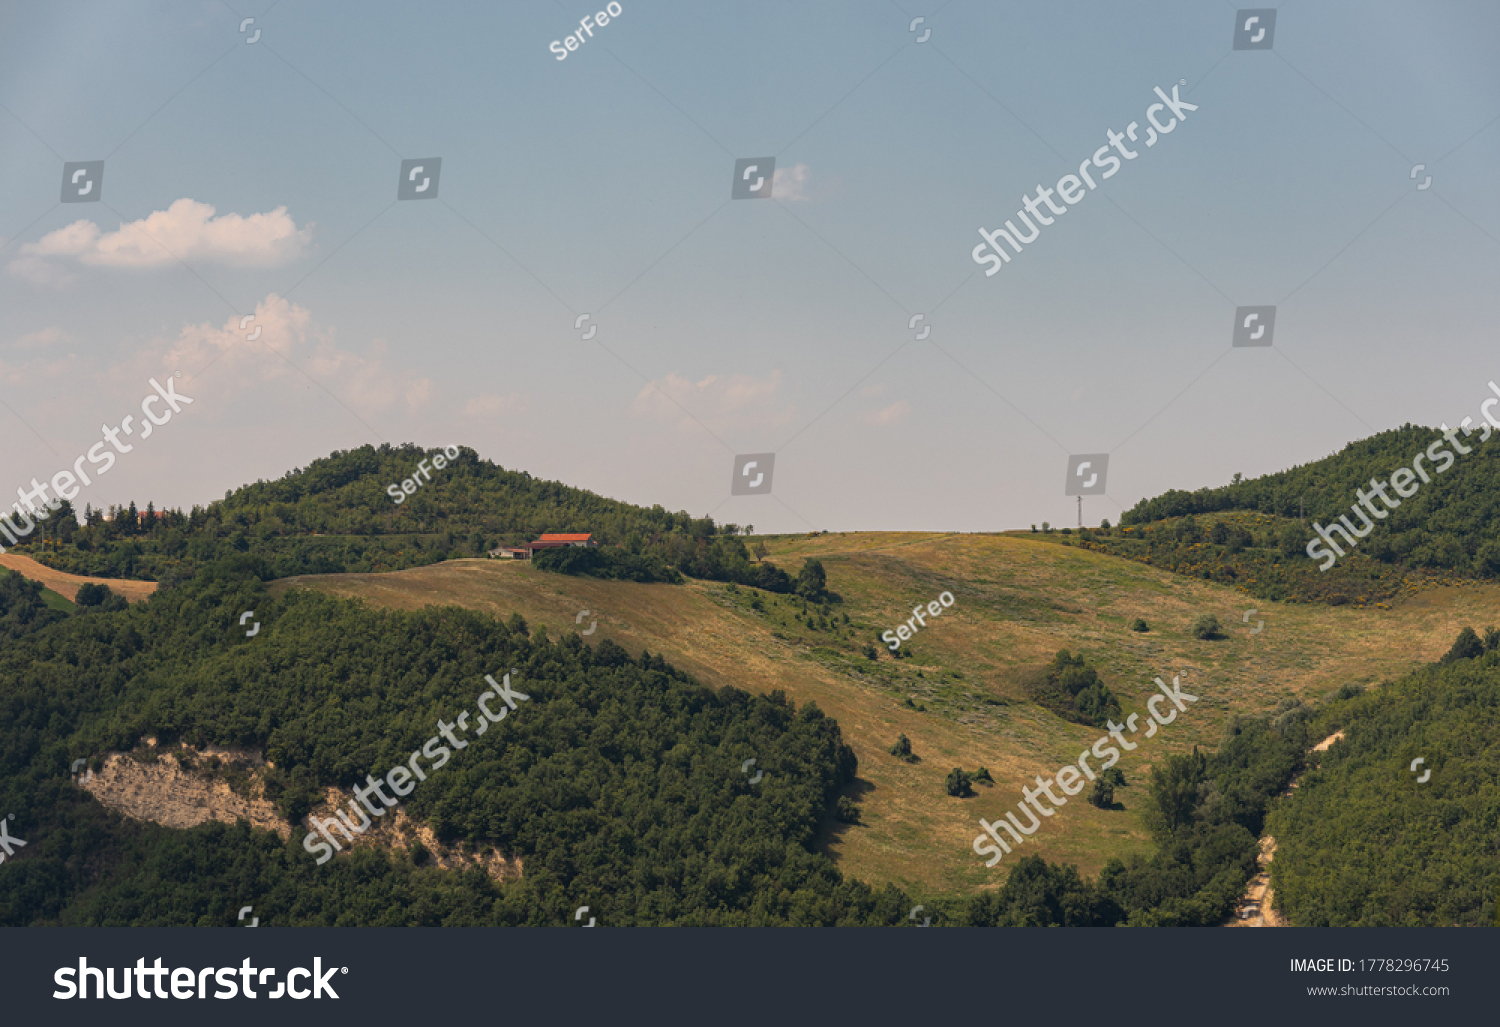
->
276, 531, 1500, 896
1105, 422, 1500, 603
16, 442, 790, 593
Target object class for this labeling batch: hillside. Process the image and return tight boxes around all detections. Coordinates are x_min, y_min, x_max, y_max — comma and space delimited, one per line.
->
276, 531, 1500, 895
1120, 421, 1500, 581
13, 443, 745, 583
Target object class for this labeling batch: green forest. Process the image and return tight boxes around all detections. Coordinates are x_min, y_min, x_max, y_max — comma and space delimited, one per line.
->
14, 443, 768, 586
1267, 630, 1500, 926
1109, 422, 1500, 595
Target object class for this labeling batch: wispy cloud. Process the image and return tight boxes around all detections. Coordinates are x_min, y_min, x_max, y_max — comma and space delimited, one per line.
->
10, 199, 312, 279
630, 370, 794, 432
865, 399, 910, 425
773, 163, 812, 201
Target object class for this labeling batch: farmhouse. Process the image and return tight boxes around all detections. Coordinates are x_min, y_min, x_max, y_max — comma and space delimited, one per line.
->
489, 533, 596, 560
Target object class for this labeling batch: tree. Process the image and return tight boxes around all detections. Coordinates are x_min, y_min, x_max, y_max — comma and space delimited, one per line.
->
1441, 626, 1484, 664
889, 733, 916, 762
74, 582, 114, 607
945, 768, 974, 798
752, 540, 768, 562
834, 796, 861, 824
1278, 524, 1305, 557
1190, 614, 1223, 640
1130, 618, 1148, 633
795, 558, 827, 599
1100, 518, 1111, 531
1088, 777, 1114, 808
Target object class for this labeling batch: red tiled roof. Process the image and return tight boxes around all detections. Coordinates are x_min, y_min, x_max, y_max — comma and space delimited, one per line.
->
537, 533, 592, 542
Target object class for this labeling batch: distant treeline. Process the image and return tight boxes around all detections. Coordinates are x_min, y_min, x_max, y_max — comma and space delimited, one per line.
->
1120, 423, 1500, 579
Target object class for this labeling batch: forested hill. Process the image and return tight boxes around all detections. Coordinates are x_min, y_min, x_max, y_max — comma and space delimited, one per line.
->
23, 443, 748, 582
1121, 423, 1500, 577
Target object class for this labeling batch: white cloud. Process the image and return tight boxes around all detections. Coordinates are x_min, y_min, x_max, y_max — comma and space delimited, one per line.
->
630, 370, 794, 432
136, 294, 433, 417
12, 327, 69, 350
11, 199, 311, 278
6, 256, 76, 288
773, 163, 812, 201
865, 399, 910, 425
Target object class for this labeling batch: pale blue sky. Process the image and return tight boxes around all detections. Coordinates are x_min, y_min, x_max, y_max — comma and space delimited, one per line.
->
2, 0, 1498, 532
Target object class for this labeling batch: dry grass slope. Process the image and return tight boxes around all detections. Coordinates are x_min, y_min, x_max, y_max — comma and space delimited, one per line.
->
272, 533, 1500, 897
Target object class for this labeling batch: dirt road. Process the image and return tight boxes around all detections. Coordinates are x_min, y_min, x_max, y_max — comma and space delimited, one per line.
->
1225, 730, 1344, 927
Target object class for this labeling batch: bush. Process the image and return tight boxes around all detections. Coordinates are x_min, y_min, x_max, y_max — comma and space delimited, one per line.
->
1088, 778, 1114, 809
1190, 614, 1223, 640
74, 582, 113, 607
1441, 626, 1485, 664
945, 768, 974, 798
1024, 649, 1121, 728
834, 796, 861, 824
1130, 618, 1148, 633
890, 733, 917, 762
971, 766, 993, 785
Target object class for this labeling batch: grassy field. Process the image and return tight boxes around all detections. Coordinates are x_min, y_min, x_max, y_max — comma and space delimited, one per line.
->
272, 532, 1500, 898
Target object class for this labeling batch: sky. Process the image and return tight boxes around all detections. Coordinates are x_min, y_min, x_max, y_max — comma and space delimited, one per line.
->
2, 0, 1498, 534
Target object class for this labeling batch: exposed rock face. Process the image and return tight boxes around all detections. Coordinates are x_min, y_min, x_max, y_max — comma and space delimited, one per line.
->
306, 788, 524, 882
78, 740, 523, 884
80, 742, 287, 839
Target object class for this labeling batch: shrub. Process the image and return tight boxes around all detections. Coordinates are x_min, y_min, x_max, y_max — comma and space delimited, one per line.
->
74, 582, 113, 607
1190, 614, 1223, 640
1088, 778, 1114, 809
1024, 649, 1121, 728
834, 796, 861, 824
971, 766, 993, 785
1130, 618, 1148, 633
890, 733, 917, 762
1441, 626, 1485, 664
945, 768, 974, 798
1042, 522, 1051, 533
1100, 518, 1111, 531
